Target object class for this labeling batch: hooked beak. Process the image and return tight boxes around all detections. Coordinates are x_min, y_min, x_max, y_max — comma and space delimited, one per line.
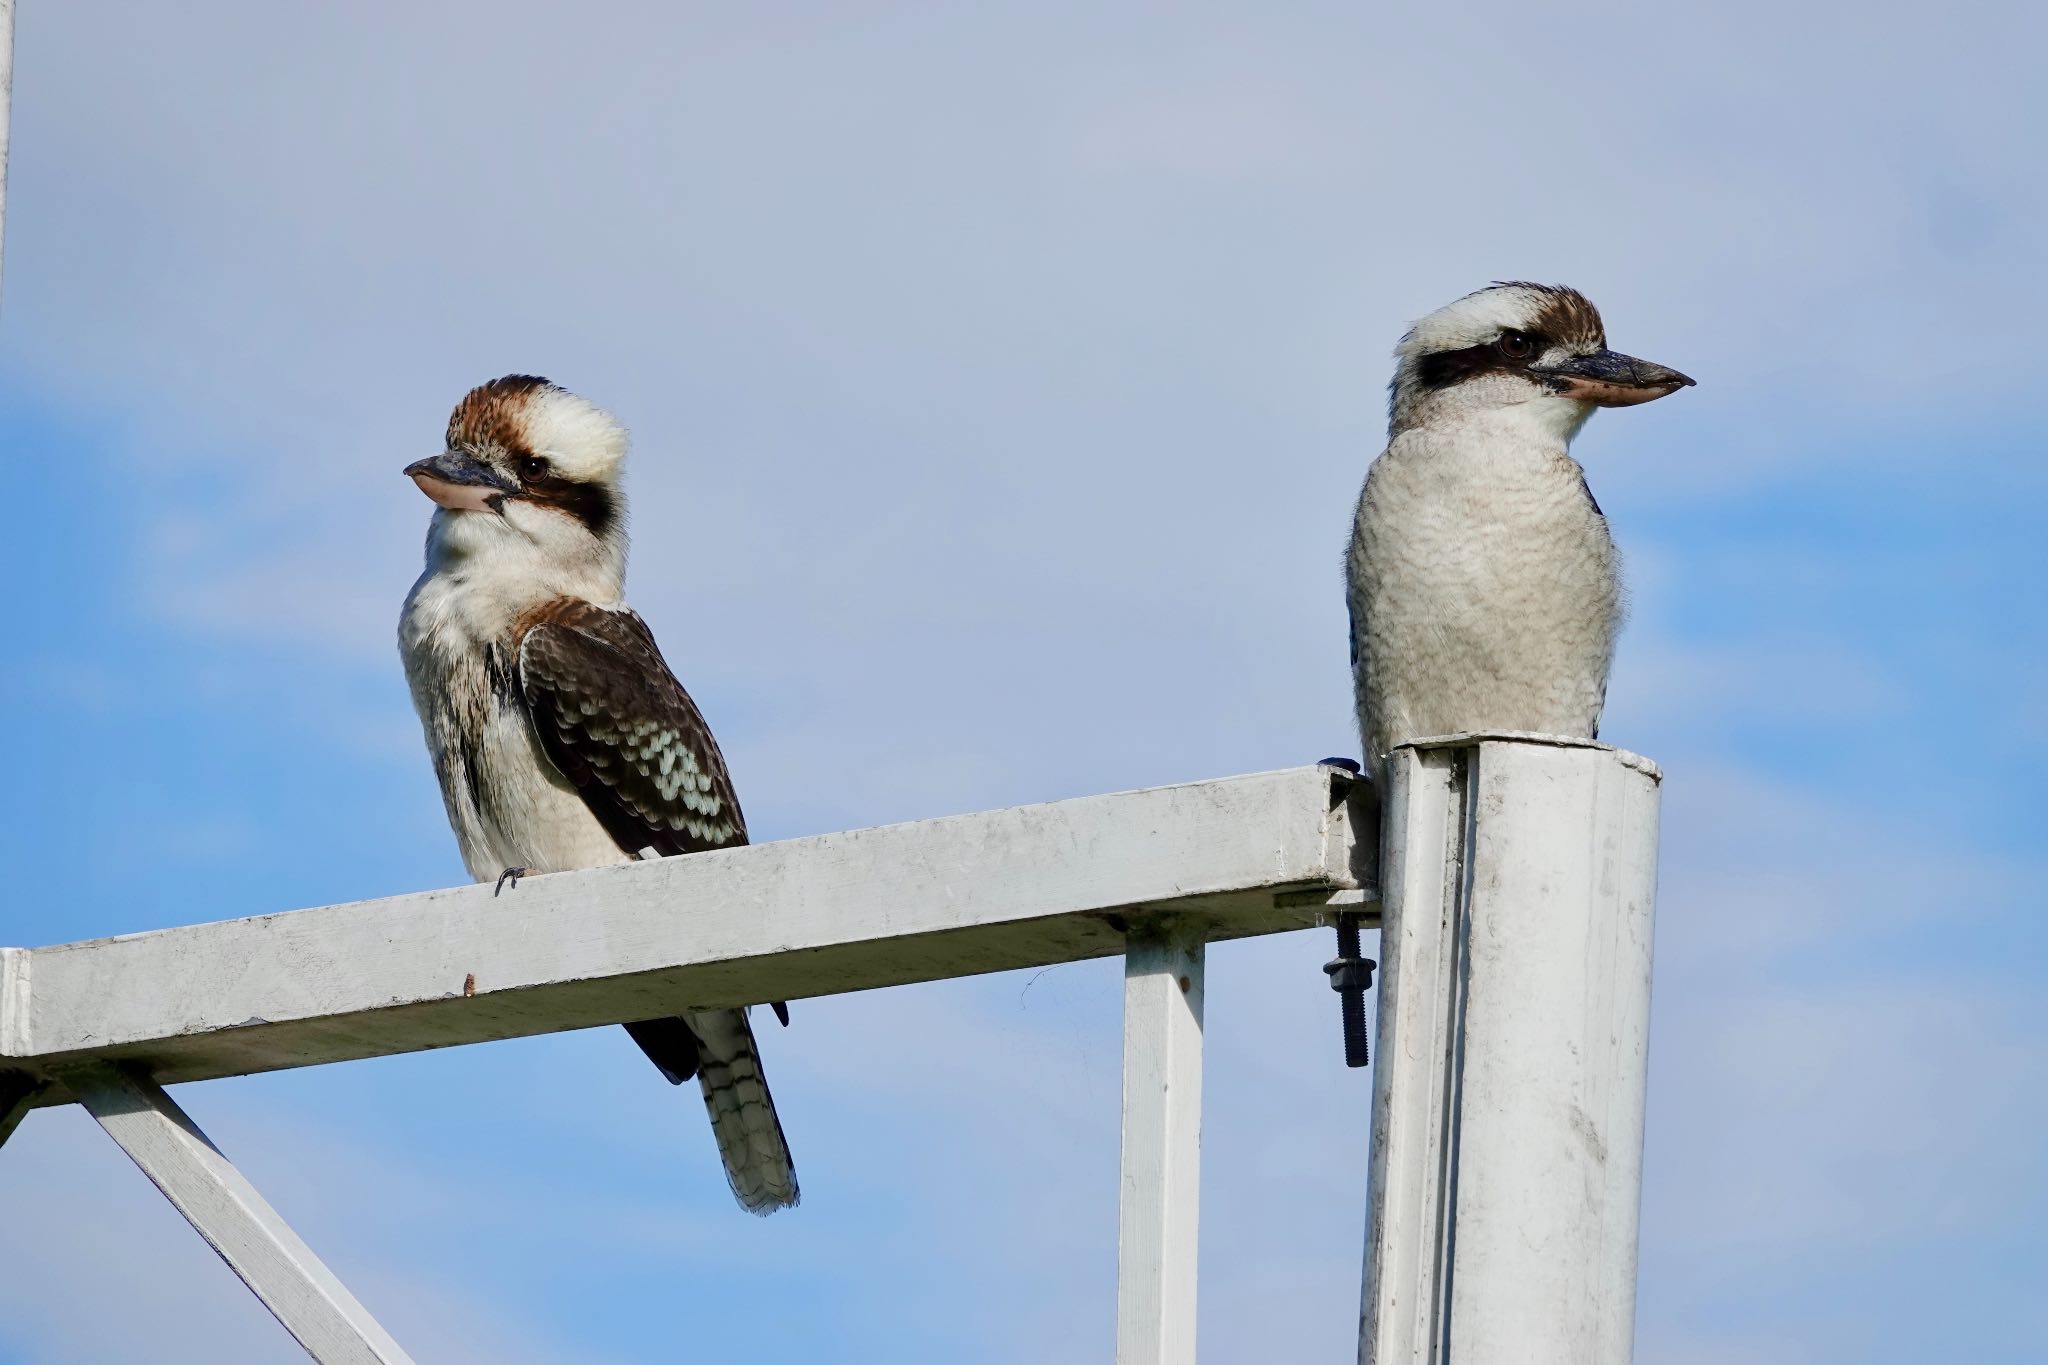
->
1534, 349, 1696, 408
404, 451, 516, 513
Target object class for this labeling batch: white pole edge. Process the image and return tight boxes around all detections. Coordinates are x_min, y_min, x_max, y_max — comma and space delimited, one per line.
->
1115, 922, 1206, 1365
1360, 737, 1662, 1365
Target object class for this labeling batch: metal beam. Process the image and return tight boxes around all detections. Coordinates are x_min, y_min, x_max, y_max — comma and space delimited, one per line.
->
75, 1065, 416, 1365
3, 766, 1376, 1112
1360, 734, 1661, 1365
0, 948, 32, 1142
1115, 923, 1206, 1365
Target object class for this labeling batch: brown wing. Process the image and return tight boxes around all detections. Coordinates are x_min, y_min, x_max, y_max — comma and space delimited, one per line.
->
515, 598, 747, 857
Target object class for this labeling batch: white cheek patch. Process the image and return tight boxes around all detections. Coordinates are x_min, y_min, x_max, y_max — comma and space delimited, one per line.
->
1525, 393, 1596, 443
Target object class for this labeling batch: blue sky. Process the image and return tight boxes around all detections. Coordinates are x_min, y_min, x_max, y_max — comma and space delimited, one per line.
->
2, 2, 2044, 1361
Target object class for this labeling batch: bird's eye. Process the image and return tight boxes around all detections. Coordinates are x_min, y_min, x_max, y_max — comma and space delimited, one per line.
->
518, 455, 550, 481
1496, 331, 1536, 361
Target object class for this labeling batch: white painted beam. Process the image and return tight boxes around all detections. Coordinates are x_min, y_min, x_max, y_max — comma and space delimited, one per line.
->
1115, 923, 1205, 1365
4, 766, 1374, 1109
0, 948, 33, 1143
1360, 734, 1661, 1365
74, 1065, 416, 1365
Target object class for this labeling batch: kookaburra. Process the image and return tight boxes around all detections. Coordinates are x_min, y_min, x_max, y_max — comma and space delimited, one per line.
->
1347, 283, 1693, 777
398, 375, 797, 1214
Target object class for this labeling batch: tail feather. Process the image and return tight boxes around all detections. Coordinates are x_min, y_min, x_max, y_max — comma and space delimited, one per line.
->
683, 1007, 799, 1215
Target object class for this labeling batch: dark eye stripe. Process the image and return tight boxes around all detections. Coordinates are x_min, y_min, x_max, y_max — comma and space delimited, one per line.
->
494, 447, 615, 537
1415, 328, 1552, 390
523, 480, 618, 539
1416, 343, 1521, 390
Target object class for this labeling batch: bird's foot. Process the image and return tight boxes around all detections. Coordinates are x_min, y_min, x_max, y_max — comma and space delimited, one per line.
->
494, 867, 528, 896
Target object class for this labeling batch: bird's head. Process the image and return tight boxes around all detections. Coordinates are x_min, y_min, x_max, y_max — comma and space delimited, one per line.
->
406, 375, 630, 581
1386, 283, 1694, 441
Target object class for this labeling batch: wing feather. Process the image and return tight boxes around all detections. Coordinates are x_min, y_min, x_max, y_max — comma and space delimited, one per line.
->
515, 599, 747, 857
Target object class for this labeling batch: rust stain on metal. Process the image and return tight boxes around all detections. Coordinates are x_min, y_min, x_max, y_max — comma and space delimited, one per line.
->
1178, 975, 1192, 995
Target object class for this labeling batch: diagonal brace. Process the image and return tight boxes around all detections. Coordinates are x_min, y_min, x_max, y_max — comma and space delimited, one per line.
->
71, 1066, 416, 1365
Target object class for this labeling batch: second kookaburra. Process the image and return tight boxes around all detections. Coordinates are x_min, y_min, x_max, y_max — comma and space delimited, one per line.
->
1347, 283, 1693, 777
398, 375, 797, 1214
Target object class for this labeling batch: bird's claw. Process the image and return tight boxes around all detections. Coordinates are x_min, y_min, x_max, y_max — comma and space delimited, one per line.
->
494, 867, 527, 896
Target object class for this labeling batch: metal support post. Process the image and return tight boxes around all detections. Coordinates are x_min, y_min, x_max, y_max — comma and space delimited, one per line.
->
1115, 921, 1206, 1365
1360, 735, 1661, 1365
73, 1066, 417, 1365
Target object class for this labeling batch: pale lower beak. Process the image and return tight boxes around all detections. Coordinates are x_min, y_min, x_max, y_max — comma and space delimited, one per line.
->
1535, 350, 1696, 407
404, 452, 516, 512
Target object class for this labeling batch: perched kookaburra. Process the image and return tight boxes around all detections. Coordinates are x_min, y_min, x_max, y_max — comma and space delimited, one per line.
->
397, 375, 797, 1214
1347, 283, 1693, 777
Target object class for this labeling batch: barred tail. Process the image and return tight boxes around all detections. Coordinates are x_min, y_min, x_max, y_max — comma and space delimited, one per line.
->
685, 1007, 799, 1215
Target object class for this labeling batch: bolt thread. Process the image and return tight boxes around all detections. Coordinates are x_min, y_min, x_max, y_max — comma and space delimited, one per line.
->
1340, 991, 1368, 1068
1336, 914, 1370, 1068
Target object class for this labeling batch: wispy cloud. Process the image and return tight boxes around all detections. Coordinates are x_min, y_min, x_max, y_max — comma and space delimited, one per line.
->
2, 1, 2043, 1361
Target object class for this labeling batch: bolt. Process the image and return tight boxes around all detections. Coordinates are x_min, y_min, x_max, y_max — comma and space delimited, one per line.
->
1323, 912, 1376, 1068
